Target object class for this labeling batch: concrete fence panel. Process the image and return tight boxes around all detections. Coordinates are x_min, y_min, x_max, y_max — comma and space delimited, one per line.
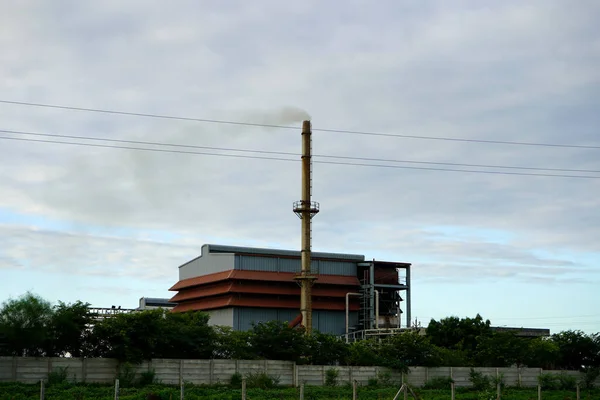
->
2, 357, 599, 388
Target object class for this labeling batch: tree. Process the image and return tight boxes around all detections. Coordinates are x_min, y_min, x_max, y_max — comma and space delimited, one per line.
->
426, 314, 491, 356
551, 330, 599, 370
0, 292, 53, 356
47, 300, 93, 357
249, 321, 308, 362
474, 332, 528, 367
306, 331, 349, 365
380, 331, 441, 367
212, 326, 256, 360
523, 337, 560, 369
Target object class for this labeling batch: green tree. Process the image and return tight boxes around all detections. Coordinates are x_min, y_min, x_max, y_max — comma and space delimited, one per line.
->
306, 331, 349, 365
212, 326, 257, 360
0, 292, 53, 356
474, 331, 528, 367
426, 314, 491, 356
523, 337, 560, 369
380, 331, 441, 367
551, 330, 599, 370
47, 300, 93, 357
249, 321, 308, 362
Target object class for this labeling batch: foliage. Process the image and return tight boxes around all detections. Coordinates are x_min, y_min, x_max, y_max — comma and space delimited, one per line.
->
139, 368, 158, 386
474, 331, 528, 367
1, 292, 600, 374
581, 367, 600, 389
469, 367, 492, 391
230, 372, 243, 388
551, 330, 600, 370
244, 371, 280, 389
324, 368, 339, 386
47, 366, 70, 386
116, 362, 138, 387
426, 314, 491, 354
0, 292, 54, 357
2, 382, 599, 400
423, 376, 454, 390
249, 320, 308, 362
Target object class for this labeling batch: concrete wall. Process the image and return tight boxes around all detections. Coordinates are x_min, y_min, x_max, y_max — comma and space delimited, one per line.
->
178, 244, 235, 280
2, 357, 599, 388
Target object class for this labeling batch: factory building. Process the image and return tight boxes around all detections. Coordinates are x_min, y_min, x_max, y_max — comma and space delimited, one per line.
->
168, 244, 412, 337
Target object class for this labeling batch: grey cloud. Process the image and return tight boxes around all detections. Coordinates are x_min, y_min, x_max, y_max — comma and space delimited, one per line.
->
1, 1, 600, 290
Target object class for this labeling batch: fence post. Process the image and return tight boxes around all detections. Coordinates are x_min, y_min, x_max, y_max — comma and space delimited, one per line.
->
39, 379, 44, 400
403, 384, 408, 400
352, 379, 357, 400
242, 377, 247, 400
451, 382, 455, 400
537, 384, 541, 400
180, 375, 184, 400
576, 384, 580, 400
497, 382, 501, 400
114, 379, 120, 400
299, 382, 305, 400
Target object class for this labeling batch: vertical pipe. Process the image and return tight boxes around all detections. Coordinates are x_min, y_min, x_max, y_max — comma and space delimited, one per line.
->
405, 265, 411, 328
374, 290, 380, 329
346, 292, 361, 343
369, 262, 375, 329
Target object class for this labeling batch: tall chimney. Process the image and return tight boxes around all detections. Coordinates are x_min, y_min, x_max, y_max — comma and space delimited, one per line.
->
293, 120, 319, 334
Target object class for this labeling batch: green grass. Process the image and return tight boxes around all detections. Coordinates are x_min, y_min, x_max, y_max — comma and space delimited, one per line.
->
0, 382, 598, 400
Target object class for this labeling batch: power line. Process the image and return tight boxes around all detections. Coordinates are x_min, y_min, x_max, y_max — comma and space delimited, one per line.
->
2, 99, 600, 150
3, 128, 600, 175
2, 134, 600, 180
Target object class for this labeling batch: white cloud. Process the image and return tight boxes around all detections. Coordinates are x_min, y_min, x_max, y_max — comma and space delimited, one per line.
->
0, 1, 599, 301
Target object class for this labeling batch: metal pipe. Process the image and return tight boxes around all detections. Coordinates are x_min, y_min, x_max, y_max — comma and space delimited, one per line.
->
300, 120, 312, 332
374, 290, 380, 329
345, 292, 361, 343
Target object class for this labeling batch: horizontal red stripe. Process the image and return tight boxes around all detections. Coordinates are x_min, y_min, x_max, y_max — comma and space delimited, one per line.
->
170, 270, 360, 291
172, 295, 361, 312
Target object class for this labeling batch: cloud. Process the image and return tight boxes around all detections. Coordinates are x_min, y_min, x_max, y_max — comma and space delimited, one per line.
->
1, 0, 600, 297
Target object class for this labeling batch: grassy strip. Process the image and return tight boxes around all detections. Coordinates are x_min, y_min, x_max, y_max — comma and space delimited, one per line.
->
0, 382, 599, 400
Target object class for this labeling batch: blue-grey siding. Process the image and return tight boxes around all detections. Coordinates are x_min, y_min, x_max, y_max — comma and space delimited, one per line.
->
235, 255, 357, 276
233, 307, 358, 335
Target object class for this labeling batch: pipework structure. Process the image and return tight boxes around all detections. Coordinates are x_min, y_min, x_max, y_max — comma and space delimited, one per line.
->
292, 120, 320, 334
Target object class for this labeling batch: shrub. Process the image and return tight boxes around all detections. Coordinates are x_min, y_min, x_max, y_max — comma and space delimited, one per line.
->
582, 367, 600, 389
116, 362, 137, 388
245, 371, 280, 389
324, 368, 339, 387
230, 372, 243, 388
469, 368, 492, 391
47, 366, 69, 386
538, 373, 560, 390
557, 372, 577, 390
423, 376, 454, 390
376, 370, 393, 386
139, 368, 157, 386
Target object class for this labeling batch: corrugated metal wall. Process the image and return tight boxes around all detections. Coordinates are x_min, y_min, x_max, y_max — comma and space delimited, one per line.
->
233, 307, 358, 335
235, 255, 357, 276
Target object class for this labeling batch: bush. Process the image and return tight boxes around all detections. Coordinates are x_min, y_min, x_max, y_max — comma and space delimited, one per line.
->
245, 371, 280, 389
376, 370, 393, 386
324, 368, 339, 387
538, 373, 559, 390
230, 372, 243, 388
116, 362, 137, 387
47, 366, 69, 386
423, 376, 454, 390
139, 368, 157, 386
557, 372, 577, 390
582, 367, 600, 389
469, 368, 492, 391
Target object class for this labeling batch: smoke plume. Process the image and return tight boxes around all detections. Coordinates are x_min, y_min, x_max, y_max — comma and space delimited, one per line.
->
239, 106, 311, 125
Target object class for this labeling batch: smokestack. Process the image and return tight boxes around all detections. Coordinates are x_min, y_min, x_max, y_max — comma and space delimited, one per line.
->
293, 120, 319, 334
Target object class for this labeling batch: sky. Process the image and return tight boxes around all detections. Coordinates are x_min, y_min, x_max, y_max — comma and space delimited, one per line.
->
1, 0, 599, 334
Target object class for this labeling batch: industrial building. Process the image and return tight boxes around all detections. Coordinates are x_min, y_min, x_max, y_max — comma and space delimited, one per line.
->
168, 244, 412, 337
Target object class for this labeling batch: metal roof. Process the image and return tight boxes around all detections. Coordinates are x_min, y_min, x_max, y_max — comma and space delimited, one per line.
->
205, 244, 365, 261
